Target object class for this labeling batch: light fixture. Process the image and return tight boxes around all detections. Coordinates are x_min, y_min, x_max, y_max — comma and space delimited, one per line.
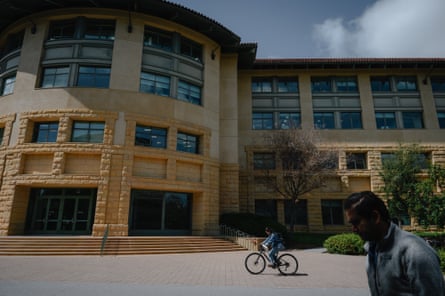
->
30, 22, 37, 34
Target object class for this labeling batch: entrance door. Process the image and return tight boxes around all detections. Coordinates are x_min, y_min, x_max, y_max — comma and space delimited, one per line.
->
129, 190, 192, 235
27, 188, 96, 235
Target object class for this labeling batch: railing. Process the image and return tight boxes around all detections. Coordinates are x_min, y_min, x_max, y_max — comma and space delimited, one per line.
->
219, 225, 260, 251
100, 224, 109, 256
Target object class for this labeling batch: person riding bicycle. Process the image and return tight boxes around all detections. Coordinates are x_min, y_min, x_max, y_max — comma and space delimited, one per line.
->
262, 227, 285, 268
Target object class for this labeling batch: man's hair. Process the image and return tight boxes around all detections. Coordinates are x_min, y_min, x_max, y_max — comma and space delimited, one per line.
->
344, 191, 390, 222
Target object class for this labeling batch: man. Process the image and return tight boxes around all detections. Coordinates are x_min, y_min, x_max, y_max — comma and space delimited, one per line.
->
261, 227, 285, 268
344, 191, 445, 296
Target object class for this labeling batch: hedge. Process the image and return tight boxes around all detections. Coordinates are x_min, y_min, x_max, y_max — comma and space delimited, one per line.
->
323, 233, 365, 255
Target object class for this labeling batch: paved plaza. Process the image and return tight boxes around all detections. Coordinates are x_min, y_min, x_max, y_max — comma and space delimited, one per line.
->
0, 249, 369, 296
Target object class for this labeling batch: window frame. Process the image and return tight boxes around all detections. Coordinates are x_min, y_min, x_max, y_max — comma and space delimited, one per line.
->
76, 66, 110, 88
340, 112, 363, 129
314, 112, 335, 129
41, 66, 70, 88
1, 74, 16, 96
253, 152, 276, 170
135, 125, 167, 148
71, 121, 105, 143
321, 199, 344, 225
140, 72, 171, 97
0, 127, 4, 145
143, 26, 173, 51
32, 122, 59, 143
346, 153, 367, 169
252, 112, 274, 130
177, 80, 201, 105
176, 132, 199, 154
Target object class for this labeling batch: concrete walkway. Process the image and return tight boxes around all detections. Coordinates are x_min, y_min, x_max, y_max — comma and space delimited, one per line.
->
0, 249, 369, 296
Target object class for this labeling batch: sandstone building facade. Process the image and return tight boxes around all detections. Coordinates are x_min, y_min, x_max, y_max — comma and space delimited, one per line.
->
0, 0, 444, 237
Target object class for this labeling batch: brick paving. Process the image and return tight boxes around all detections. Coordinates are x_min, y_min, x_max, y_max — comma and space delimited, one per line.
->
0, 249, 368, 288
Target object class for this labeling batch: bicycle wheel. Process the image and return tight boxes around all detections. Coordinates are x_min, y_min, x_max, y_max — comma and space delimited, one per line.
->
244, 252, 266, 274
277, 253, 298, 275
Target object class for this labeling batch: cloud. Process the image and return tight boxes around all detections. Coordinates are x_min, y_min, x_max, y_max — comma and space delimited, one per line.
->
313, 0, 445, 57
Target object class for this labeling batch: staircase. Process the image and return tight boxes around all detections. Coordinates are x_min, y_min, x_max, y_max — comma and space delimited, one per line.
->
0, 236, 246, 256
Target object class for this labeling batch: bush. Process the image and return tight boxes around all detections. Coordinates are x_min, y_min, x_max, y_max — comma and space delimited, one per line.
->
220, 213, 288, 239
323, 233, 365, 255
438, 249, 445, 273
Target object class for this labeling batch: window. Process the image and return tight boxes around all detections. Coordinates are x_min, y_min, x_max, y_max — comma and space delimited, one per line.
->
346, 153, 367, 169
395, 77, 417, 91
335, 77, 358, 92
431, 77, 445, 92
375, 112, 396, 129
47, 18, 115, 41
381, 153, 395, 165
252, 112, 273, 130
32, 122, 58, 143
314, 112, 335, 129
284, 199, 308, 225
71, 121, 104, 143
311, 77, 331, 92
277, 78, 298, 93
416, 153, 431, 169
177, 80, 201, 105
0, 127, 4, 145
251, 78, 272, 93
1, 75, 16, 95
135, 125, 167, 148
340, 112, 362, 129
180, 37, 202, 62
321, 200, 344, 225
41, 67, 70, 88
279, 112, 300, 129
1, 30, 24, 56
255, 199, 277, 220
438, 112, 445, 128
83, 19, 115, 40
77, 66, 110, 88
253, 153, 275, 170
140, 72, 170, 96
143, 26, 173, 51
177, 132, 199, 154
402, 112, 423, 129
371, 77, 391, 92
47, 19, 76, 40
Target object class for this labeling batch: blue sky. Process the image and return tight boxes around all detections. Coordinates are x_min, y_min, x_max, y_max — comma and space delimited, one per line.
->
170, 0, 445, 58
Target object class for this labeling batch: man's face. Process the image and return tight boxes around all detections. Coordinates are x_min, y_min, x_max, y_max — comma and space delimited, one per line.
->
345, 208, 378, 242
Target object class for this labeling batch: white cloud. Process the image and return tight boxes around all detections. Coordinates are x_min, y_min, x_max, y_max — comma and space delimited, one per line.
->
313, 0, 445, 57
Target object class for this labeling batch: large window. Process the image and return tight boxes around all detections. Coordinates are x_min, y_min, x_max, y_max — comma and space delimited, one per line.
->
255, 199, 277, 220
0, 127, 4, 145
48, 18, 115, 41
177, 132, 199, 154
140, 72, 170, 96
252, 112, 273, 130
279, 112, 300, 129
135, 125, 167, 148
375, 111, 423, 129
402, 111, 424, 129
284, 199, 308, 225
312, 77, 358, 93
346, 153, 367, 169
71, 121, 105, 143
1, 30, 24, 56
177, 80, 201, 105
438, 112, 445, 128
1, 75, 15, 95
143, 26, 173, 51
41, 67, 70, 88
32, 122, 59, 143
370, 76, 391, 92
253, 153, 276, 170
252, 78, 272, 93
77, 66, 110, 88
431, 77, 445, 92
375, 112, 396, 129
180, 37, 202, 62
321, 200, 344, 225
395, 77, 417, 91
314, 112, 335, 129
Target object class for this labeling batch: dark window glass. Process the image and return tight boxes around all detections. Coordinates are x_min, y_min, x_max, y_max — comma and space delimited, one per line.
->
311, 77, 331, 92
416, 153, 431, 169
277, 78, 298, 93
143, 27, 173, 51
340, 112, 362, 129
47, 19, 76, 40
41, 67, 70, 88
2, 75, 16, 95
431, 77, 445, 92
279, 112, 300, 129
180, 37, 202, 62
71, 121, 104, 143
284, 199, 308, 225
140, 72, 170, 96
371, 77, 391, 92
1, 30, 24, 56
77, 66, 110, 88
381, 153, 395, 165
252, 112, 273, 130
177, 81, 201, 105
335, 77, 358, 92
402, 112, 423, 129
84, 19, 115, 40
438, 112, 445, 128
346, 153, 367, 169
33, 122, 59, 143
255, 199, 277, 220
251, 78, 272, 93
177, 132, 199, 154
0, 127, 4, 145
321, 200, 344, 225
135, 125, 167, 148
253, 153, 276, 170
314, 112, 335, 129
375, 112, 396, 129
395, 77, 417, 91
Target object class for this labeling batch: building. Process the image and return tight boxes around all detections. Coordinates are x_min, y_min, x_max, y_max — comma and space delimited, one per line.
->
0, 0, 444, 237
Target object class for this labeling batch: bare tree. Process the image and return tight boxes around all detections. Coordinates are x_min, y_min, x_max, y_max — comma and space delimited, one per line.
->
262, 128, 338, 231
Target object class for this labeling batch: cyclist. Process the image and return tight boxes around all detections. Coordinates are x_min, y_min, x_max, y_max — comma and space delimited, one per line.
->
262, 227, 285, 268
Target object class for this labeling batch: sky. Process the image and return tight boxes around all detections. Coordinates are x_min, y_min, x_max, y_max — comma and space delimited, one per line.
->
170, 0, 445, 58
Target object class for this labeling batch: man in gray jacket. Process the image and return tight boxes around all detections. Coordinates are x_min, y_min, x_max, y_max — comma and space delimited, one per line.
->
344, 191, 445, 296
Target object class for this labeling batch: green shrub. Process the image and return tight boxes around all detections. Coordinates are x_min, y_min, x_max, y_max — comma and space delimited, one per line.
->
220, 213, 288, 239
323, 233, 365, 255
438, 249, 445, 273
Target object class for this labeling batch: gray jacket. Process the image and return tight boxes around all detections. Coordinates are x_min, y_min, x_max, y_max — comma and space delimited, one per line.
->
364, 222, 445, 296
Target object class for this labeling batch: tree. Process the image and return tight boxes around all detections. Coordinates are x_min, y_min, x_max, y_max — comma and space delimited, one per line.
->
262, 128, 338, 231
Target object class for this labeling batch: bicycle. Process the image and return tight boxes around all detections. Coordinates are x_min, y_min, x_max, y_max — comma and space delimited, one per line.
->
244, 244, 299, 275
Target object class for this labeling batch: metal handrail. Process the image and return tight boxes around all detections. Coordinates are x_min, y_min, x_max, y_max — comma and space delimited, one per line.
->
219, 224, 259, 251
100, 224, 109, 256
